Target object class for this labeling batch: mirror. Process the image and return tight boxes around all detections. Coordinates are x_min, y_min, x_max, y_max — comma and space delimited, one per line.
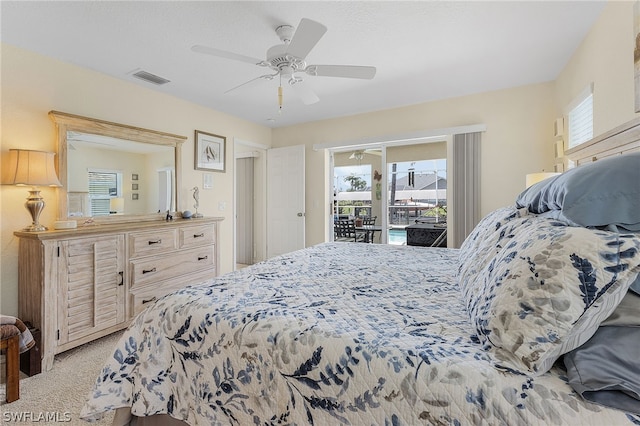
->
50, 111, 185, 222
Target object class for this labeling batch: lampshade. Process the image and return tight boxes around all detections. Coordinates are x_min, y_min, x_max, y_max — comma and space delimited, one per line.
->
3, 149, 61, 232
525, 172, 560, 188
110, 197, 125, 214
4, 149, 62, 187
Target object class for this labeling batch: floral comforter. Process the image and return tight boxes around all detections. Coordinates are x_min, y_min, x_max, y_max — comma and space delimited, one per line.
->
81, 243, 636, 425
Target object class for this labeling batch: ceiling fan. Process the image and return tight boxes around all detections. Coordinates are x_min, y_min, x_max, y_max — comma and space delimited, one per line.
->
191, 18, 376, 109
349, 149, 382, 160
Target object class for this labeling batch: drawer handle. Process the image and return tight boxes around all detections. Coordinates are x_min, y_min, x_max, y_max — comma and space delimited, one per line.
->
142, 267, 157, 274
142, 297, 157, 305
198, 255, 208, 261
148, 239, 162, 245
117, 271, 124, 286
193, 233, 205, 238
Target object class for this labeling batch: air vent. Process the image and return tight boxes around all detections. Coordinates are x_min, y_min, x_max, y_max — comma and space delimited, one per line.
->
131, 70, 170, 85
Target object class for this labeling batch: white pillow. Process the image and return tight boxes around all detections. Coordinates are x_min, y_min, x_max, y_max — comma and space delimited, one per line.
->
459, 209, 640, 375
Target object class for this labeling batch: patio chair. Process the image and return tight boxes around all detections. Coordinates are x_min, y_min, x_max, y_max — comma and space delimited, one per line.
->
334, 219, 359, 242
359, 216, 377, 243
363, 216, 377, 226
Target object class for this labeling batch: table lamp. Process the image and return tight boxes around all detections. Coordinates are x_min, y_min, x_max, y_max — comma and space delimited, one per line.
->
109, 197, 125, 214
3, 149, 62, 231
525, 172, 560, 188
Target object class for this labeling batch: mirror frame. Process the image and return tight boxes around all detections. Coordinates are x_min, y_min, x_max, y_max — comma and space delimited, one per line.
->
49, 111, 186, 222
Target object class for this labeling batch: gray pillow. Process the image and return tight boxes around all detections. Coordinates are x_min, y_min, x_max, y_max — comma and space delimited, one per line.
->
564, 326, 640, 415
516, 152, 640, 231
601, 291, 640, 327
630, 275, 640, 296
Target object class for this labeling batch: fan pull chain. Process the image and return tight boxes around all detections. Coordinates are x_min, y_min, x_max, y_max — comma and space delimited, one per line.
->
278, 74, 283, 113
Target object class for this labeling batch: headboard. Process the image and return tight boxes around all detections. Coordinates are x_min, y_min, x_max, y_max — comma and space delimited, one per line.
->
565, 116, 640, 166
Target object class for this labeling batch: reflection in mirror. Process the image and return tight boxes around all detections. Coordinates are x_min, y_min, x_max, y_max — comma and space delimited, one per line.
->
66, 132, 176, 217
49, 111, 185, 222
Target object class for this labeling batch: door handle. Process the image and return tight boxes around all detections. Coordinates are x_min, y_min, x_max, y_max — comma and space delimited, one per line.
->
297, 212, 304, 217
117, 271, 124, 286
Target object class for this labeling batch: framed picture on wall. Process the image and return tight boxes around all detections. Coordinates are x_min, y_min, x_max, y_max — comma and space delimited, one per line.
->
195, 130, 226, 172
554, 140, 564, 159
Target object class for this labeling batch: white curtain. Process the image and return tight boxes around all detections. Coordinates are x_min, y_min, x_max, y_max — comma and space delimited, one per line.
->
451, 132, 481, 248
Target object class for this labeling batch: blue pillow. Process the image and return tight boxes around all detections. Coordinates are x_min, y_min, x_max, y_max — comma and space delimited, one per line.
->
516, 152, 640, 231
630, 275, 640, 296
564, 326, 640, 415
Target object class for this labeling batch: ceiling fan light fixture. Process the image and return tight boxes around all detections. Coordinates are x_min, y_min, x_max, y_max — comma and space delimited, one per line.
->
192, 17, 376, 109
275, 24, 294, 44
288, 76, 302, 85
349, 151, 364, 161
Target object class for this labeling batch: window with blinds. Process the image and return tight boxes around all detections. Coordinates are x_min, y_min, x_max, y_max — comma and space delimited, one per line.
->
88, 170, 121, 216
567, 85, 593, 149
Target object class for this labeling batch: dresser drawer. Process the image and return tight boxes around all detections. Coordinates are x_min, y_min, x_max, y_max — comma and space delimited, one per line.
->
130, 246, 215, 288
130, 281, 187, 316
129, 229, 177, 258
179, 223, 216, 249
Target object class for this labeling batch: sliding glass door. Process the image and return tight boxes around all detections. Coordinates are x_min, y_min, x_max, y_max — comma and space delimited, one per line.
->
386, 143, 447, 245
332, 148, 384, 243
332, 142, 447, 245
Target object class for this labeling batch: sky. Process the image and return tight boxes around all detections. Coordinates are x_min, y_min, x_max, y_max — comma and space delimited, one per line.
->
334, 159, 446, 192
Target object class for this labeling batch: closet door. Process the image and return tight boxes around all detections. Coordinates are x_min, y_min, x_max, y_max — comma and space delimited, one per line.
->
266, 145, 305, 258
236, 157, 254, 265
57, 234, 126, 345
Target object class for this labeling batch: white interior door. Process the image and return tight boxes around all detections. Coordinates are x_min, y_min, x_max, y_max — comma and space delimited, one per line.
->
267, 145, 305, 258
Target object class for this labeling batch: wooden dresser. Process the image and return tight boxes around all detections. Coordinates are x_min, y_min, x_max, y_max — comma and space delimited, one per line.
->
14, 217, 223, 371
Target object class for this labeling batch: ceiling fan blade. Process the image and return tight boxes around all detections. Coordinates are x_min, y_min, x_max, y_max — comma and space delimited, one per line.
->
191, 45, 265, 66
306, 65, 376, 79
224, 73, 276, 94
286, 18, 327, 60
290, 82, 320, 105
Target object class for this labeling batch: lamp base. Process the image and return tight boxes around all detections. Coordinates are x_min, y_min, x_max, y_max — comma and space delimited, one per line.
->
23, 188, 48, 232
22, 224, 48, 232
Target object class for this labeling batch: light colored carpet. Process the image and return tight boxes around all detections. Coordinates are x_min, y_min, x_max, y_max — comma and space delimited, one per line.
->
1, 330, 123, 425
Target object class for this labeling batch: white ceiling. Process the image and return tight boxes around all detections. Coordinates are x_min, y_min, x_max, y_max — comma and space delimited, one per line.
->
1, 1, 606, 128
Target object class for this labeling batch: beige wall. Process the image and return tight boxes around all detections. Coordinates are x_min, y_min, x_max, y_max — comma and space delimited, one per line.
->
273, 0, 639, 249
273, 83, 557, 246
0, 43, 272, 315
2, 0, 637, 315
555, 1, 638, 134
67, 145, 156, 216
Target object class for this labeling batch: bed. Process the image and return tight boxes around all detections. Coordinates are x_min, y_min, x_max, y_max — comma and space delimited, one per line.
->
81, 118, 640, 425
